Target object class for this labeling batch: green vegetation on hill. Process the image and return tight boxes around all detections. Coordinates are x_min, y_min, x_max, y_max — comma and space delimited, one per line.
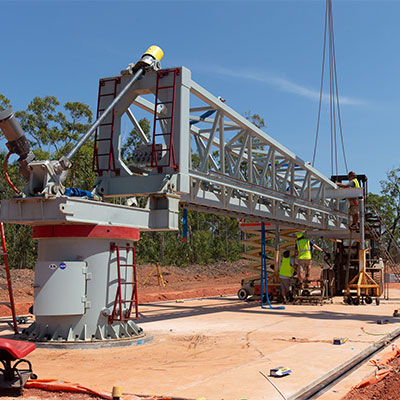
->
2, 93, 399, 269
0, 94, 242, 268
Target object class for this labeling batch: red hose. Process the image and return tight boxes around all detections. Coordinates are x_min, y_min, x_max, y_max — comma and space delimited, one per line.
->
3, 152, 21, 194
0, 222, 18, 334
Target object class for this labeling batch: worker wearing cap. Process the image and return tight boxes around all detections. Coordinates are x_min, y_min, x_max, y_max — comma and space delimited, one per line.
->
279, 250, 297, 303
336, 171, 360, 229
295, 232, 323, 287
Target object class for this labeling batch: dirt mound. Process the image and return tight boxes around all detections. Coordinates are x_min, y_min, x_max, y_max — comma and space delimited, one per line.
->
0, 267, 34, 302
343, 356, 400, 400
0, 388, 103, 400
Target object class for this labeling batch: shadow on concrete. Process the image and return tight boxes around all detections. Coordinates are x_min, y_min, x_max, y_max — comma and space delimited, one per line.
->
138, 296, 398, 326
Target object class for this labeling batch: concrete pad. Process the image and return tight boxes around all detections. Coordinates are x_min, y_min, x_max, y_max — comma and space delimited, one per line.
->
2, 292, 400, 400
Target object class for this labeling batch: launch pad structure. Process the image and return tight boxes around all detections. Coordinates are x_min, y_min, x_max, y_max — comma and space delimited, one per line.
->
0, 47, 381, 345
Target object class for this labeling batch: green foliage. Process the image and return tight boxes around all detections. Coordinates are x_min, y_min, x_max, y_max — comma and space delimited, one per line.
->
136, 211, 242, 266
64, 139, 96, 190
0, 94, 96, 268
0, 151, 21, 198
122, 118, 151, 163
121, 117, 151, 208
0, 95, 11, 111
0, 94, 261, 269
232, 112, 268, 180
0, 95, 36, 268
4, 224, 36, 269
16, 96, 64, 152
244, 111, 266, 129
368, 167, 400, 254
191, 151, 200, 169
0, 150, 37, 269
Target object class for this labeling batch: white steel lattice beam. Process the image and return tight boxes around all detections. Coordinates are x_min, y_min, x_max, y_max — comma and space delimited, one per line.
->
92, 66, 356, 232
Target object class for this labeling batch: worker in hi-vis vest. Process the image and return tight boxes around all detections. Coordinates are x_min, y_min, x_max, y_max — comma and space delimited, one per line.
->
295, 232, 323, 287
279, 250, 297, 303
336, 171, 361, 229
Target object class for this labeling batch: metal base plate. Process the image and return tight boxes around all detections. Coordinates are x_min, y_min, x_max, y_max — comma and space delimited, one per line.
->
19, 333, 153, 350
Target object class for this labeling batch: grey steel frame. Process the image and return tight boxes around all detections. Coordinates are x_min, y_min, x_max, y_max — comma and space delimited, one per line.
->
94, 66, 351, 232
0, 64, 361, 344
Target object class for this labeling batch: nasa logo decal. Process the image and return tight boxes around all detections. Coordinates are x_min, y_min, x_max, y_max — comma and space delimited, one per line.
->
59, 262, 67, 270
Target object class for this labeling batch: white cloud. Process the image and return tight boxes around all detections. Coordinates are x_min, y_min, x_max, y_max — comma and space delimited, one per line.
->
212, 65, 367, 106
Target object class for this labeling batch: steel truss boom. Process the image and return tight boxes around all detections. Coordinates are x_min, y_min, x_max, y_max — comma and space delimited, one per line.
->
92, 66, 356, 232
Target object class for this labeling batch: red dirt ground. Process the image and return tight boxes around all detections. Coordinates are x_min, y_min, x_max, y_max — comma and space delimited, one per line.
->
0, 261, 255, 317
1, 263, 400, 400
1, 389, 104, 400
0, 262, 253, 400
342, 356, 400, 400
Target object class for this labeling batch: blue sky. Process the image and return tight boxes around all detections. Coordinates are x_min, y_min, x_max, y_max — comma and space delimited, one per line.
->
1, 0, 399, 193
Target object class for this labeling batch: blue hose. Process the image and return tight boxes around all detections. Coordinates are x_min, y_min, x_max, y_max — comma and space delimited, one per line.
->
260, 222, 285, 310
65, 188, 93, 199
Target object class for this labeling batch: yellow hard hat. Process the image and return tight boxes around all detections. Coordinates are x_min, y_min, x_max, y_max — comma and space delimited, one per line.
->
296, 232, 304, 239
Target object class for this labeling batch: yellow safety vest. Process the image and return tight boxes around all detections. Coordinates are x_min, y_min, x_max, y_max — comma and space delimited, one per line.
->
350, 178, 360, 206
296, 238, 312, 260
279, 257, 293, 277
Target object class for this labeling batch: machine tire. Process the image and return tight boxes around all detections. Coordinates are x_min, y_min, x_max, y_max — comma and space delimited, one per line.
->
237, 288, 248, 301
346, 295, 353, 305
365, 295, 372, 304
302, 289, 310, 297
353, 296, 360, 305
30, 373, 38, 379
376, 298, 380, 306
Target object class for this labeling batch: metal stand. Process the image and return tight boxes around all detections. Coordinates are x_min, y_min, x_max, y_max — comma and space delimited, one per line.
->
346, 249, 381, 297
142, 264, 166, 287
0, 339, 37, 395
346, 197, 380, 300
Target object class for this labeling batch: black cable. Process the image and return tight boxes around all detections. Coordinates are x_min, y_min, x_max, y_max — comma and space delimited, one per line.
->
312, 1, 328, 167
313, 0, 349, 175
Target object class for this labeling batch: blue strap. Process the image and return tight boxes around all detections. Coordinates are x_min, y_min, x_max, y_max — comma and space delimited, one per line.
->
65, 188, 93, 199
182, 208, 188, 243
260, 222, 285, 310
189, 110, 216, 125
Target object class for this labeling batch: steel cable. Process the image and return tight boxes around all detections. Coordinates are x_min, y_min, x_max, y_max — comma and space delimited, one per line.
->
312, 2, 328, 167
313, 0, 349, 175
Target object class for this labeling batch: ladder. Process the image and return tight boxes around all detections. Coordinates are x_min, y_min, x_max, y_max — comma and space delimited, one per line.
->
0, 223, 18, 334
109, 243, 138, 324
151, 69, 179, 172
92, 77, 121, 176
